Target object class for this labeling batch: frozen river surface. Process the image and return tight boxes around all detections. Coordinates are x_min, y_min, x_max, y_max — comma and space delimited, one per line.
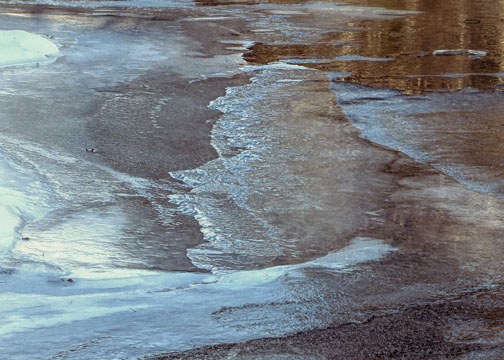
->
1, 0, 504, 359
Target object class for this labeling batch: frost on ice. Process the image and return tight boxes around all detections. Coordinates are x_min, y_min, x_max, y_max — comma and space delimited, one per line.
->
0, 30, 59, 67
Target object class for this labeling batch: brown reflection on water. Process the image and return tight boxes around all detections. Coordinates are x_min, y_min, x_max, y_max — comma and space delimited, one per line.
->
244, 0, 504, 93
194, 0, 313, 6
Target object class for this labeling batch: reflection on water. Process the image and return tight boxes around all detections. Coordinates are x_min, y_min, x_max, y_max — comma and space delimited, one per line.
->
244, 0, 504, 93
195, 0, 319, 6
238, 0, 504, 212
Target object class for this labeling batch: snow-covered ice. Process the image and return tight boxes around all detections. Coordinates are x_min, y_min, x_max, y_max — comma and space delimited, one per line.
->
0, 30, 59, 67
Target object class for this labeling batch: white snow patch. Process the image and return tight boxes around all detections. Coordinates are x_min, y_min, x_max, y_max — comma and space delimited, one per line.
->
0, 30, 59, 68
433, 49, 487, 58
0, 205, 19, 252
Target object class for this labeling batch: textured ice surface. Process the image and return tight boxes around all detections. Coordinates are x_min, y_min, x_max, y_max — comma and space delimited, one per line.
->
331, 80, 504, 197
0, 236, 395, 359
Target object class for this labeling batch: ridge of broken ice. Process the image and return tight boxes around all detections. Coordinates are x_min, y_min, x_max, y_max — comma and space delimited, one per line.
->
0, 30, 59, 68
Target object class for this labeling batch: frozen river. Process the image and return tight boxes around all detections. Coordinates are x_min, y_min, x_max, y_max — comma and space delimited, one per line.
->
1, 0, 504, 359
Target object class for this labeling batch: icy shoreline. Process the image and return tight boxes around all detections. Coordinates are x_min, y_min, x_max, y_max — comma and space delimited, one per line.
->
0, 30, 59, 251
